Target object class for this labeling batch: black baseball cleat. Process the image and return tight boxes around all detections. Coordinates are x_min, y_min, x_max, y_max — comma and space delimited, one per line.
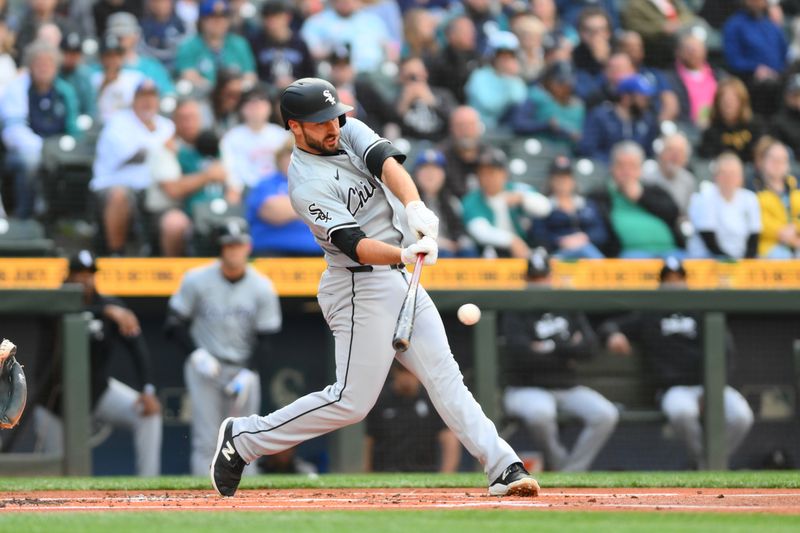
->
210, 417, 246, 497
488, 462, 540, 497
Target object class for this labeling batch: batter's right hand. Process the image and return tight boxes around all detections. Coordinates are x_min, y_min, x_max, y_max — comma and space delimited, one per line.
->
402, 236, 438, 265
190, 348, 221, 378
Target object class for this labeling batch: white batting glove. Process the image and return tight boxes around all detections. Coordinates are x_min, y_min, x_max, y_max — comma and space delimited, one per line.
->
405, 200, 439, 240
225, 368, 258, 414
189, 348, 220, 379
224, 368, 257, 396
401, 235, 439, 265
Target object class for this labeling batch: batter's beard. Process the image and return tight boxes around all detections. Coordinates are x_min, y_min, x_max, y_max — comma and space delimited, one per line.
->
302, 129, 340, 155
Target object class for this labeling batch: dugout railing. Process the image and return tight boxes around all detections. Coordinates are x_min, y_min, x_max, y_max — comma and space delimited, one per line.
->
4, 288, 799, 475
0, 288, 90, 475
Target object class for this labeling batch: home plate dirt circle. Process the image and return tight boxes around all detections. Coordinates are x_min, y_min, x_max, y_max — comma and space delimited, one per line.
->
2, 488, 800, 513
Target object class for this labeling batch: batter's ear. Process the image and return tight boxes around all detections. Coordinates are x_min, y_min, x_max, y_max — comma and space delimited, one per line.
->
288, 119, 302, 136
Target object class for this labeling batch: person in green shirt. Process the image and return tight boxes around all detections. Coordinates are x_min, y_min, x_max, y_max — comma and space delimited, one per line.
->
176, 0, 257, 93
462, 147, 551, 258
588, 141, 686, 258
59, 32, 97, 119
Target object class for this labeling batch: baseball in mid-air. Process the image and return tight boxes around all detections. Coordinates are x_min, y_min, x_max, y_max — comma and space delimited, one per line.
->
457, 303, 481, 326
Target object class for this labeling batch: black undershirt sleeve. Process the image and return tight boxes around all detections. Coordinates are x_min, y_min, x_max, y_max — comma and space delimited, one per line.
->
699, 231, 726, 257
330, 226, 368, 263
364, 140, 406, 179
164, 308, 197, 357
745, 233, 759, 258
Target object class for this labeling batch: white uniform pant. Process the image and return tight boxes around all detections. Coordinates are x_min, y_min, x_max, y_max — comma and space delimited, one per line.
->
232, 267, 519, 482
661, 385, 754, 467
33, 378, 162, 476
184, 360, 261, 476
504, 386, 618, 471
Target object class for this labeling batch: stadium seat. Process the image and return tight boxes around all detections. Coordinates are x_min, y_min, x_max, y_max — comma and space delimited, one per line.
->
0, 217, 57, 256
574, 158, 608, 193
190, 200, 246, 256
507, 138, 565, 190
40, 135, 96, 221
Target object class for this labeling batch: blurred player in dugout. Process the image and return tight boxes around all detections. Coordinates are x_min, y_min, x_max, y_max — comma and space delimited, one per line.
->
498, 249, 618, 471
600, 258, 754, 468
364, 361, 461, 473
34, 250, 162, 476
165, 217, 282, 475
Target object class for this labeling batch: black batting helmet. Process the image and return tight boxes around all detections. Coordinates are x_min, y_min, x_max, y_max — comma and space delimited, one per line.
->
216, 217, 251, 246
279, 77, 353, 130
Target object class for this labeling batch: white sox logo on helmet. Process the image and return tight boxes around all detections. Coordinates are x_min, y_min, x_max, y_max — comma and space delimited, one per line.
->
323, 89, 336, 105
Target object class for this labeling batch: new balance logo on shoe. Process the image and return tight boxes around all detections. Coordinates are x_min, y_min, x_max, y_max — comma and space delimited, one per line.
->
222, 441, 235, 462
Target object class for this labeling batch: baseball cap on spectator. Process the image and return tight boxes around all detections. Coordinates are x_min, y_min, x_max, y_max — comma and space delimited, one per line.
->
526, 248, 551, 280
60, 32, 83, 53
100, 33, 125, 55
68, 250, 98, 274
135, 78, 160, 96
542, 61, 575, 86
549, 155, 573, 176
487, 31, 520, 55
785, 74, 800, 95
617, 74, 656, 97
261, 0, 293, 17
106, 12, 140, 37
200, 0, 230, 18
329, 44, 351, 65
414, 149, 446, 171
477, 147, 509, 169
659, 256, 687, 282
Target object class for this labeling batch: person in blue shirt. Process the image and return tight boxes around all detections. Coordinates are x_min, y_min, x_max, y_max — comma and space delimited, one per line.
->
556, 0, 620, 31
247, 0, 315, 87
578, 74, 659, 163
245, 139, 322, 257
0, 41, 79, 218
140, 0, 187, 72
510, 61, 585, 149
465, 31, 527, 129
723, 0, 788, 116
530, 156, 607, 259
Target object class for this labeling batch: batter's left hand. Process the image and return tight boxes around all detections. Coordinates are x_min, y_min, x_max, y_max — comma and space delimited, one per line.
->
402, 236, 439, 265
406, 200, 439, 240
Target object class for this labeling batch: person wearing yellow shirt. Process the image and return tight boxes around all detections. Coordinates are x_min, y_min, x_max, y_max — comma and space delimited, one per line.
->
754, 140, 800, 258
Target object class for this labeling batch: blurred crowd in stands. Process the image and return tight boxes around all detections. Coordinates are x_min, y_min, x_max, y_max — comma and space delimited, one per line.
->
1, 0, 800, 260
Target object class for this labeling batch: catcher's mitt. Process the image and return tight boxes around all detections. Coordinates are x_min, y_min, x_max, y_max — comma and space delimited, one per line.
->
0, 339, 27, 429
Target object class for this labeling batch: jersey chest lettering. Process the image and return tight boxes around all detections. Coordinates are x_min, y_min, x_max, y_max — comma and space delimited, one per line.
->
346, 179, 378, 217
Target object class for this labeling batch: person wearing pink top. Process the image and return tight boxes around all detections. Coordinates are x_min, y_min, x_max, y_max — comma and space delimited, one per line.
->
667, 32, 725, 128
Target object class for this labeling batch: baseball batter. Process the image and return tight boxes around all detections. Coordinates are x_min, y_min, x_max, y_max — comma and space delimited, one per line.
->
166, 218, 282, 475
211, 78, 539, 497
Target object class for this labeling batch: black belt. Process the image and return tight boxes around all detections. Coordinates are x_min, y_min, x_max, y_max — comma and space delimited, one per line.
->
346, 263, 405, 273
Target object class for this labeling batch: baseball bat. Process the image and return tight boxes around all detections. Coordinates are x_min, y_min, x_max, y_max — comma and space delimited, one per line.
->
392, 253, 425, 352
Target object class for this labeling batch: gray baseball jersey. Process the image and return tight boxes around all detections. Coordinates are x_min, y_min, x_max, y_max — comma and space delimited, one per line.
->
230, 116, 522, 487
288, 118, 413, 267
169, 262, 282, 364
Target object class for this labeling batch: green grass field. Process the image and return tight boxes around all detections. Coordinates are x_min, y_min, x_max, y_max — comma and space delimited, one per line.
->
1, 472, 799, 533
1, 471, 798, 492
2, 510, 800, 533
